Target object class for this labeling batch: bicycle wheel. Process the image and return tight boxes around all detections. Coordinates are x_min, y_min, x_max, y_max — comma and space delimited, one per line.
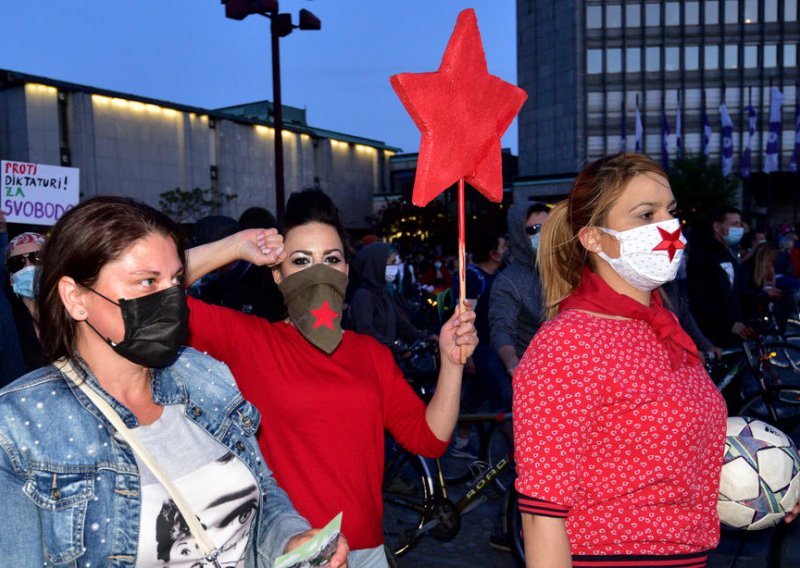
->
503, 488, 525, 567
738, 387, 800, 431
382, 449, 435, 558
483, 421, 515, 494
765, 343, 800, 387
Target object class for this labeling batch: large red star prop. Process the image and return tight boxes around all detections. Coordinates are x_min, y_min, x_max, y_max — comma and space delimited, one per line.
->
390, 9, 528, 206
652, 226, 686, 261
310, 300, 339, 330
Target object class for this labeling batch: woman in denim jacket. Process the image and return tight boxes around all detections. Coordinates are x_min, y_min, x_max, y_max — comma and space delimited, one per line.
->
0, 197, 348, 567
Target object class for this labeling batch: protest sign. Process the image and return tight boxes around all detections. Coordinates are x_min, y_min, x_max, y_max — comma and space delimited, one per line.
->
2, 160, 79, 225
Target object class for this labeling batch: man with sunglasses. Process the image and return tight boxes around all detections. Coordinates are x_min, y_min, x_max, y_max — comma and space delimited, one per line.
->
4, 230, 46, 374
489, 202, 550, 381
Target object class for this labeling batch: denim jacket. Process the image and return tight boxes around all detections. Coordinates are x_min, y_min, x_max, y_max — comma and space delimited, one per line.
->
0, 347, 311, 566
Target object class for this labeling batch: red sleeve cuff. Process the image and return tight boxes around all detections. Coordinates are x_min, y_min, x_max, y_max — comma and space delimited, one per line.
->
518, 495, 569, 518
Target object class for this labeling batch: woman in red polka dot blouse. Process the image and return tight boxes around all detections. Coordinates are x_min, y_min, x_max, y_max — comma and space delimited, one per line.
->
514, 153, 728, 567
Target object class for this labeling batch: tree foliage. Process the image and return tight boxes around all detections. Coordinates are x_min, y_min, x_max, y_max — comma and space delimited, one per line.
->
668, 154, 739, 231
158, 187, 237, 223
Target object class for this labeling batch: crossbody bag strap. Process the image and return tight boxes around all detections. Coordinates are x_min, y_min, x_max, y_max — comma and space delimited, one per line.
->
56, 358, 219, 560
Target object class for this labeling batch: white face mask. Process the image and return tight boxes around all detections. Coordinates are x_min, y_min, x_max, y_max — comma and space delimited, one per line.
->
596, 218, 687, 292
385, 264, 400, 283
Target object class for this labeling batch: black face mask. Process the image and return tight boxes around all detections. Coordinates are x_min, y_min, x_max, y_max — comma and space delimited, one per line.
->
85, 285, 189, 368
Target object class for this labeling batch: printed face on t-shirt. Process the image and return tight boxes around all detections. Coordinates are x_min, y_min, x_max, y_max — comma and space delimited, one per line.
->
140, 452, 259, 567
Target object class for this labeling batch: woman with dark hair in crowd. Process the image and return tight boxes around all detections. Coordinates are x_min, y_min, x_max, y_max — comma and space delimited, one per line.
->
0, 196, 346, 567
185, 189, 477, 567
514, 153, 734, 566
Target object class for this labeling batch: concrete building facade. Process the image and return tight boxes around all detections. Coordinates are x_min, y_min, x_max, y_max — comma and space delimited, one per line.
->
0, 69, 399, 228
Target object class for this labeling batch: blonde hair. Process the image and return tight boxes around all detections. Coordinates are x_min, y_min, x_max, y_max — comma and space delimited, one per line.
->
752, 242, 778, 289
537, 153, 667, 319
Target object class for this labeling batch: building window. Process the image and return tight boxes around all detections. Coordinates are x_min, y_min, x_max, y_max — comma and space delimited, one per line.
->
785, 43, 797, 67
744, 45, 758, 68
588, 49, 603, 73
724, 0, 739, 23
587, 5, 602, 29
744, 0, 759, 23
685, 46, 700, 70
788, 0, 798, 21
646, 3, 661, 26
606, 4, 622, 28
765, 0, 778, 21
724, 44, 739, 68
665, 46, 681, 70
646, 46, 661, 70
705, 1, 720, 24
705, 44, 720, 68
764, 44, 778, 67
686, 1, 700, 24
666, 2, 681, 25
607, 48, 623, 73
626, 4, 642, 26
627, 47, 642, 72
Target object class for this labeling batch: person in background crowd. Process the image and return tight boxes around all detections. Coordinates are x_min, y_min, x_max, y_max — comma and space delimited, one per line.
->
0, 196, 347, 567
735, 241, 795, 328
419, 255, 452, 293
237, 207, 286, 322
4, 230, 46, 372
0, 211, 24, 386
346, 241, 427, 360
687, 206, 754, 347
184, 189, 477, 567
489, 202, 549, 379
452, 230, 510, 416
516, 152, 731, 566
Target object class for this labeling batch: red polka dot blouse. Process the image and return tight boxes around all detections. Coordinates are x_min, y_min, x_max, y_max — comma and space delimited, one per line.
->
513, 309, 727, 565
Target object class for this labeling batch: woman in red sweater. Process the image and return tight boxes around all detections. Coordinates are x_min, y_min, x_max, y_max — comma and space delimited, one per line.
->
185, 190, 477, 567
515, 153, 729, 567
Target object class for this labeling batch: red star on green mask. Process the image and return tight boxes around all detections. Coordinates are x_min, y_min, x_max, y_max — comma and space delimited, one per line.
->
652, 226, 686, 261
310, 300, 339, 330
390, 9, 528, 206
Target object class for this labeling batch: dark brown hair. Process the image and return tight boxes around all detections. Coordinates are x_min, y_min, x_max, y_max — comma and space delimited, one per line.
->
38, 196, 185, 362
281, 189, 351, 261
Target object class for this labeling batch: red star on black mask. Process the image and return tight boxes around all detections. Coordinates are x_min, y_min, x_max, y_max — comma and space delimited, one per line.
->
652, 226, 685, 261
310, 300, 339, 330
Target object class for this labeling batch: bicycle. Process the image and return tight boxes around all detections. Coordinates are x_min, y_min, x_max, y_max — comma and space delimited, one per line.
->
707, 337, 800, 431
381, 411, 516, 561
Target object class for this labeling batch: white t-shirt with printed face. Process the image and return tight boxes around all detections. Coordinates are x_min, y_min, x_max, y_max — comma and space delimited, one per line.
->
133, 405, 259, 567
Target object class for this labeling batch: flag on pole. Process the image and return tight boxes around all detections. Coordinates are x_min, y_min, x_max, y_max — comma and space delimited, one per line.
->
789, 101, 800, 173
635, 98, 643, 153
661, 110, 670, 170
702, 111, 712, 156
675, 102, 683, 160
764, 86, 784, 174
719, 103, 734, 177
741, 104, 757, 178
620, 99, 627, 152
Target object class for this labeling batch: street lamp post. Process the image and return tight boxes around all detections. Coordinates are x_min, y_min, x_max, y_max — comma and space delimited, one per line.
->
222, 0, 320, 217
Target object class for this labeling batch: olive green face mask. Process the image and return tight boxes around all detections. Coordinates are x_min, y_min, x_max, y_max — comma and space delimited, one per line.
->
277, 263, 349, 354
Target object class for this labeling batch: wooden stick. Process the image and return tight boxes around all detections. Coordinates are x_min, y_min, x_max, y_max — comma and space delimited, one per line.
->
458, 178, 467, 364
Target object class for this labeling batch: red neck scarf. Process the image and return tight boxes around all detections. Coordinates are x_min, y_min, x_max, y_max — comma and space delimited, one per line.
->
559, 268, 700, 370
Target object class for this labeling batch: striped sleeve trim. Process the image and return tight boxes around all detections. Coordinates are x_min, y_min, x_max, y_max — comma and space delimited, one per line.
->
517, 495, 569, 518
572, 551, 708, 567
